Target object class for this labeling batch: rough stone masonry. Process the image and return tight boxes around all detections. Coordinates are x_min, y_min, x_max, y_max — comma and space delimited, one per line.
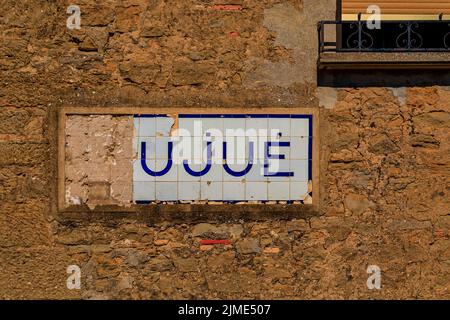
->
0, 0, 449, 299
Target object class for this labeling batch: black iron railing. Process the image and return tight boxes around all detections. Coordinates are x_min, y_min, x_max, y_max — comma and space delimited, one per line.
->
318, 16, 450, 53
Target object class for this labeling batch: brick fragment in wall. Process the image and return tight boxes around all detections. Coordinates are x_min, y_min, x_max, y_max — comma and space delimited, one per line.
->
210, 5, 243, 11
65, 115, 133, 207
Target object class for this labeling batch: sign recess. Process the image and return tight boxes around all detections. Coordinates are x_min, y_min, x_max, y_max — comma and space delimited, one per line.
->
59, 108, 318, 210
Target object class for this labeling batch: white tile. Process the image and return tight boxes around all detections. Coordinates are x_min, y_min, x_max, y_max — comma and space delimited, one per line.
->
172, 136, 195, 164
268, 117, 290, 138
179, 163, 202, 182
155, 182, 178, 201
246, 128, 268, 139
208, 137, 224, 165
268, 128, 286, 141
156, 116, 174, 137
179, 117, 200, 137
290, 181, 309, 200
265, 159, 291, 182
133, 181, 155, 202
246, 116, 268, 133
290, 118, 310, 137
267, 136, 291, 161
200, 181, 223, 201
223, 182, 245, 201
223, 118, 246, 135
246, 163, 267, 182
132, 136, 139, 160
191, 136, 206, 162
246, 136, 266, 160
202, 117, 224, 134
246, 182, 268, 201
154, 161, 178, 181
200, 164, 223, 182
133, 118, 140, 149
224, 136, 248, 161
290, 137, 310, 160
139, 117, 156, 137
133, 159, 156, 182
178, 181, 201, 201
268, 181, 290, 200
192, 118, 205, 137
138, 137, 156, 159
155, 137, 172, 159
223, 162, 252, 182
133, 116, 140, 131
290, 159, 309, 181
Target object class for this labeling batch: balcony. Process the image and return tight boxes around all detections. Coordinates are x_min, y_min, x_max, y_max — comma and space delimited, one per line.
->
318, 17, 450, 71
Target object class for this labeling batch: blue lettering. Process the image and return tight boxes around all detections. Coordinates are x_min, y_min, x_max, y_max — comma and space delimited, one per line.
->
141, 141, 173, 176
264, 141, 293, 177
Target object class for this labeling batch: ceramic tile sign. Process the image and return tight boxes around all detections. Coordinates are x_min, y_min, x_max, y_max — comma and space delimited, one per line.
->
133, 114, 313, 203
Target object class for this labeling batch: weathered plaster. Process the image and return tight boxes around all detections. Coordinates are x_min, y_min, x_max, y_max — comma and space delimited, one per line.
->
244, 0, 336, 88
65, 115, 133, 208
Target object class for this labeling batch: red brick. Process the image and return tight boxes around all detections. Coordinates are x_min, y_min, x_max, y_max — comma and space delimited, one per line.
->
210, 5, 242, 11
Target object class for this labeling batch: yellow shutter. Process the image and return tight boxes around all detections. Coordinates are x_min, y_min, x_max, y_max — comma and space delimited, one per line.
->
342, 0, 450, 20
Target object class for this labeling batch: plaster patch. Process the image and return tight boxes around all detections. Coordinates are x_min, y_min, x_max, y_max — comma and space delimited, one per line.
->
65, 115, 134, 208
244, 3, 306, 88
389, 87, 407, 106
244, 1, 336, 88
317, 87, 337, 109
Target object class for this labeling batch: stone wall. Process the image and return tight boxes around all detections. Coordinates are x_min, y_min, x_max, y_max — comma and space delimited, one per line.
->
0, 0, 449, 299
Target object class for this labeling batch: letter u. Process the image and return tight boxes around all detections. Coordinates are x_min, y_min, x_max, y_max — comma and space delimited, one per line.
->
183, 141, 212, 176
223, 141, 254, 177
141, 141, 173, 176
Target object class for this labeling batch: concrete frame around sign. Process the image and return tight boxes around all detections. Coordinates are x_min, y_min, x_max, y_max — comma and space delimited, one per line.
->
57, 107, 321, 221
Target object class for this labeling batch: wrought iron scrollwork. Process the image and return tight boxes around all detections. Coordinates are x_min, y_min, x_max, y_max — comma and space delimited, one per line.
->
346, 18, 374, 51
444, 24, 450, 49
396, 22, 423, 49
318, 18, 450, 53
